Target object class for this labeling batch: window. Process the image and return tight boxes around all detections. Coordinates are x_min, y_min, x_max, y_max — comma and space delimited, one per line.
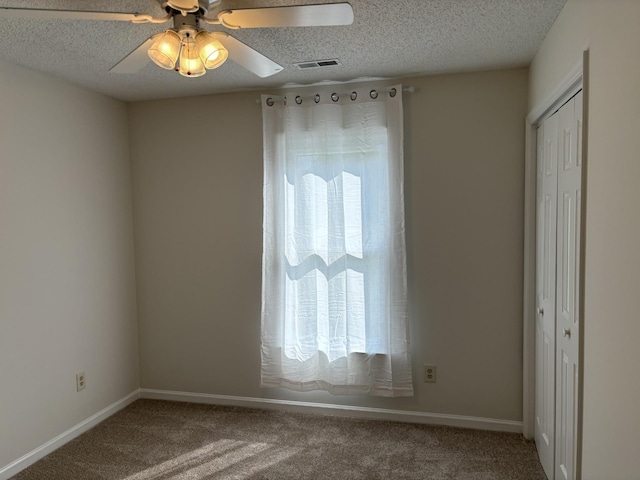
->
261, 86, 412, 397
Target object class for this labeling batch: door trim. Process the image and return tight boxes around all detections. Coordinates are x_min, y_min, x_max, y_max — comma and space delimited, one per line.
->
523, 52, 587, 447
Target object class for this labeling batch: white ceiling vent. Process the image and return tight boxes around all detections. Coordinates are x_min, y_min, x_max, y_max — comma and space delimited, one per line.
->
294, 59, 341, 69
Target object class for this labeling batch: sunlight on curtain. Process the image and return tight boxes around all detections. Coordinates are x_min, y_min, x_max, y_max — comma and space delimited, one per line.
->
261, 85, 412, 397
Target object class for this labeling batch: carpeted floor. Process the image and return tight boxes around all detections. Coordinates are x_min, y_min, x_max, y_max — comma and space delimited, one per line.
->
12, 399, 546, 479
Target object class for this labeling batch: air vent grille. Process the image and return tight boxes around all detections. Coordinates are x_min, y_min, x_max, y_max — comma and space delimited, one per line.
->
294, 59, 341, 69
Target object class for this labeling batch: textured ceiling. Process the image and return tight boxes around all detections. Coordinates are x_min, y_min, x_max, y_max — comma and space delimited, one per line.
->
0, 0, 566, 102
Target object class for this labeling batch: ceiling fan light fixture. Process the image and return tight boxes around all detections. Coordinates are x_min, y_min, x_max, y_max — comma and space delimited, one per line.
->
148, 30, 181, 70
179, 36, 205, 77
195, 31, 228, 69
0, 2, 350, 79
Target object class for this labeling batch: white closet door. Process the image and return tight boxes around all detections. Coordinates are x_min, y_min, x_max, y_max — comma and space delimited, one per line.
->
535, 112, 559, 480
555, 91, 582, 480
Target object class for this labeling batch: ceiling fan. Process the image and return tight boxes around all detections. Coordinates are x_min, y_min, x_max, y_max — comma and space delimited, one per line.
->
0, 0, 354, 78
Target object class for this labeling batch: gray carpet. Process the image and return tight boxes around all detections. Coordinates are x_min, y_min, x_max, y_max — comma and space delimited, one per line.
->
12, 399, 546, 479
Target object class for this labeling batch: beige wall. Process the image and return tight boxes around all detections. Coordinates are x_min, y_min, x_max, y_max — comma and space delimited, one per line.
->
0, 60, 139, 468
530, 0, 640, 478
129, 68, 528, 421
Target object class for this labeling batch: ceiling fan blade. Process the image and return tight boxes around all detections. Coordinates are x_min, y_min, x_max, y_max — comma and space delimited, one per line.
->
0, 7, 170, 23
214, 33, 283, 78
217, 3, 354, 29
110, 36, 157, 74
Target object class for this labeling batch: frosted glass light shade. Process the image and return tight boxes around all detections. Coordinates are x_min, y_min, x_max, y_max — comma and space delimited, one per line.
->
148, 30, 181, 70
179, 37, 206, 77
195, 31, 228, 69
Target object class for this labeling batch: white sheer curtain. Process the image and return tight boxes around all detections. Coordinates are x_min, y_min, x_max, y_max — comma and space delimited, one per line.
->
261, 85, 412, 397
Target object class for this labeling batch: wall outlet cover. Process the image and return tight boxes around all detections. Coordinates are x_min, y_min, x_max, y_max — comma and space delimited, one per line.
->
76, 372, 86, 391
424, 364, 437, 383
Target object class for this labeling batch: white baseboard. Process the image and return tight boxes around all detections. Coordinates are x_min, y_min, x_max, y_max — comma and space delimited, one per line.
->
140, 388, 522, 434
1, 387, 522, 479
0, 390, 140, 480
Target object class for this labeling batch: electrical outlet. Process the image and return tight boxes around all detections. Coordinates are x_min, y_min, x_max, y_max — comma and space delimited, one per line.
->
76, 372, 86, 392
424, 365, 437, 383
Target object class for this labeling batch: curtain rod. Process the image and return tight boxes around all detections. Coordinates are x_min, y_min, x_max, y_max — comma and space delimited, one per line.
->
256, 86, 415, 104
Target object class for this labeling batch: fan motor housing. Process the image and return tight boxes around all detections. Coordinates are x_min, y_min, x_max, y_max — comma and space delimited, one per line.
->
160, 0, 221, 14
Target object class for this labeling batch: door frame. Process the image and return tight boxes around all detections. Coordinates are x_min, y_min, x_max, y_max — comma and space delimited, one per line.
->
522, 50, 589, 478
